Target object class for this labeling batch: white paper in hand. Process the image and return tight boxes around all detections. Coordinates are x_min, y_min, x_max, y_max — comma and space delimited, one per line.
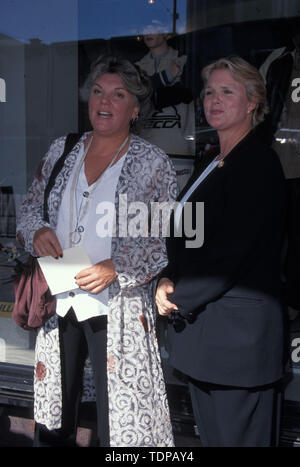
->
37, 246, 92, 295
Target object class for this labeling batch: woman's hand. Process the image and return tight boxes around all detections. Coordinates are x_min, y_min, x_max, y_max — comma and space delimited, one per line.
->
75, 259, 117, 294
155, 277, 178, 318
33, 227, 63, 258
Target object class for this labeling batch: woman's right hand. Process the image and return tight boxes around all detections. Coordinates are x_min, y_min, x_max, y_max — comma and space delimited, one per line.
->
33, 227, 63, 258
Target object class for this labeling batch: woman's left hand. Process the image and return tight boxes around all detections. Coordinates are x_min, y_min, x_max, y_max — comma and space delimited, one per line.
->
156, 277, 178, 318
75, 259, 117, 294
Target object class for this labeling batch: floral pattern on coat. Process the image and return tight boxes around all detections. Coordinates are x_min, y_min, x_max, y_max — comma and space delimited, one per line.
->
17, 132, 178, 447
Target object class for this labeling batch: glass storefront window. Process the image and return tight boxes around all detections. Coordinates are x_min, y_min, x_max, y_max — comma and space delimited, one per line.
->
0, 3, 300, 439
0, 0, 79, 367
0, 0, 191, 369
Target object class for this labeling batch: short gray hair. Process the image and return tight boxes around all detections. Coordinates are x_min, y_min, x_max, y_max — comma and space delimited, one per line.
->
201, 56, 268, 127
80, 55, 152, 130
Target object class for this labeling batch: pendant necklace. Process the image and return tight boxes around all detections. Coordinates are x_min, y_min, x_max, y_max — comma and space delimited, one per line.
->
69, 134, 129, 247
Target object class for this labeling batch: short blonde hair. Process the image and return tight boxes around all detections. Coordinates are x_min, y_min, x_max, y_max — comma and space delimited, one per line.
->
201, 56, 268, 127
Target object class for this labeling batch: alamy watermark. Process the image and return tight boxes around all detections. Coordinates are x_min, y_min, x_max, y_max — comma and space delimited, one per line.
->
292, 78, 300, 103
0, 78, 6, 102
95, 195, 204, 248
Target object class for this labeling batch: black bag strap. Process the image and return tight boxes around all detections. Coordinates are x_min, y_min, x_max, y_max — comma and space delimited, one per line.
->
43, 133, 82, 223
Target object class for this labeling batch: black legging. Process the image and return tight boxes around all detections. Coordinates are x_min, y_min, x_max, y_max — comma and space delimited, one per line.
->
34, 309, 109, 447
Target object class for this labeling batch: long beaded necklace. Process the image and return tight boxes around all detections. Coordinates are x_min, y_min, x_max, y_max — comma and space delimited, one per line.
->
69, 134, 129, 247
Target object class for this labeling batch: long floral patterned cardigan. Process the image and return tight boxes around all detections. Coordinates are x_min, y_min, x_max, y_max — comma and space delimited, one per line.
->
16, 132, 178, 447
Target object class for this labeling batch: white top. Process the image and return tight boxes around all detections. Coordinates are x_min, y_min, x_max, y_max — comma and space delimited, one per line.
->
55, 143, 126, 321
174, 157, 220, 229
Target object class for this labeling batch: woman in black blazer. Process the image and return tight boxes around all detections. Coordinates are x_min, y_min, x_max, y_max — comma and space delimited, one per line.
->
156, 56, 287, 446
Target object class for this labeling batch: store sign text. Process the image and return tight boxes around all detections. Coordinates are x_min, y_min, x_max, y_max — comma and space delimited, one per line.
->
0, 78, 6, 102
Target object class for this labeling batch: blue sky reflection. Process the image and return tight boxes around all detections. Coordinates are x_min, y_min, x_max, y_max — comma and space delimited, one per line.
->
0, 0, 186, 44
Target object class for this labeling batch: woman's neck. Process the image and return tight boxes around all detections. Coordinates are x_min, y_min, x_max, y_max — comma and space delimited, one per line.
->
83, 131, 130, 186
85, 130, 130, 157
217, 126, 252, 160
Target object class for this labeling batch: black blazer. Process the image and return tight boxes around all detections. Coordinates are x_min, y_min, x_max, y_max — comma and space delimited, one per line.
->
162, 130, 287, 387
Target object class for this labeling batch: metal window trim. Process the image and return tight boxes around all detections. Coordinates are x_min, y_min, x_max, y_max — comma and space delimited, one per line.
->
0, 362, 33, 407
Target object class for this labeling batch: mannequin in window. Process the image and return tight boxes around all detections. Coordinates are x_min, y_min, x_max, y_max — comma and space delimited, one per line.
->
135, 24, 195, 158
